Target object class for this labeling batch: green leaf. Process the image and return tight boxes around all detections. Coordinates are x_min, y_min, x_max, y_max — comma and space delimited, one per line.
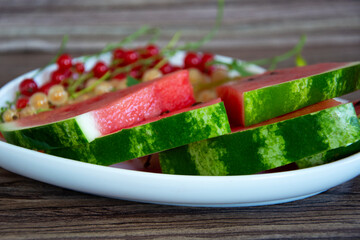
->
126, 76, 140, 87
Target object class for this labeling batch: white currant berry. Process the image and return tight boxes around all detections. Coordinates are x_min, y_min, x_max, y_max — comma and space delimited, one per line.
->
29, 92, 49, 110
2, 109, 19, 122
48, 85, 68, 106
142, 68, 163, 82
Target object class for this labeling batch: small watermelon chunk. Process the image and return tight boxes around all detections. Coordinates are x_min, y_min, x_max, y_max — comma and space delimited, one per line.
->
45, 99, 231, 165
296, 140, 360, 169
217, 62, 360, 127
159, 102, 360, 176
0, 70, 195, 150
296, 116, 360, 169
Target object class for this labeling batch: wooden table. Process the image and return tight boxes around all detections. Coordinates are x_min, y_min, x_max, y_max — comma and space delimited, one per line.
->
1, 1, 360, 239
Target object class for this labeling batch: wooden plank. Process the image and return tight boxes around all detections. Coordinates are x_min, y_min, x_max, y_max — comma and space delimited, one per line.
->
0, 0, 358, 53
0, 167, 359, 239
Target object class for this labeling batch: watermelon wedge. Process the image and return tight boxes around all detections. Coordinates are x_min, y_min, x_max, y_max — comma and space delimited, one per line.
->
0, 70, 195, 150
217, 62, 360, 127
45, 99, 231, 165
159, 101, 360, 176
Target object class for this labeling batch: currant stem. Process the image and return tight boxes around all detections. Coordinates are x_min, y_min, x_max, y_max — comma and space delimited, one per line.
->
71, 71, 111, 99
67, 72, 94, 95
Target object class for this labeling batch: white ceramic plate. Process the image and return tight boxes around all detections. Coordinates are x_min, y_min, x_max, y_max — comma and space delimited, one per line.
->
0, 53, 359, 207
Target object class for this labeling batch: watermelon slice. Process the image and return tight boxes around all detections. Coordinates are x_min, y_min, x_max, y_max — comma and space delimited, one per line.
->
45, 99, 231, 165
159, 101, 360, 175
0, 70, 195, 150
217, 62, 360, 127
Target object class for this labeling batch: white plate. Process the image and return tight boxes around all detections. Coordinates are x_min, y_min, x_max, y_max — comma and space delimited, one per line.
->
0, 53, 359, 207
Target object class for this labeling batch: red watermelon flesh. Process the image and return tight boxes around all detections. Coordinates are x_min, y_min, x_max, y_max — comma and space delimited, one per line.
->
129, 98, 222, 129
217, 62, 357, 127
16, 70, 195, 135
353, 100, 360, 116
232, 98, 345, 133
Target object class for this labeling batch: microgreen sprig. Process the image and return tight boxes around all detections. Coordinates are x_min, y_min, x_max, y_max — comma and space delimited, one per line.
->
251, 35, 307, 70
71, 71, 111, 99
32, 35, 69, 78
0, 91, 21, 122
213, 35, 307, 77
83, 25, 154, 62
177, 0, 224, 51
67, 72, 94, 96
153, 31, 182, 69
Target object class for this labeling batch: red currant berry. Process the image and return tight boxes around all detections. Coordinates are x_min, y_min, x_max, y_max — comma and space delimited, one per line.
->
160, 63, 174, 74
142, 44, 159, 58
92, 61, 109, 78
124, 50, 139, 65
16, 97, 29, 109
184, 52, 201, 69
206, 65, 216, 75
149, 58, 162, 68
75, 62, 85, 74
171, 66, 182, 72
113, 48, 125, 60
200, 53, 214, 71
19, 78, 38, 97
56, 54, 72, 71
129, 66, 142, 79
39, 82, 55, 95
50, 69, 67, 84
114, 73, 126, 80
63, 68, 72, 78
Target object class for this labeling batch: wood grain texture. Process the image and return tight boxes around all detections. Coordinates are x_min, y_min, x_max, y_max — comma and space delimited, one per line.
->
0, 0, 360, 239
0, 0, 359, 55
0, 0, 359, 86
0, 167, 359, 239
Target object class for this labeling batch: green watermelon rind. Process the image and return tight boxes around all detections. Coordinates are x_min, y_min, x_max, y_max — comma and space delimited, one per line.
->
45, 101, 231, 165
296, 117, 360, 169
0, 117, 89, 150
243, 62, 360, 126
296, 140, 360, 169
159, 103, 360, 176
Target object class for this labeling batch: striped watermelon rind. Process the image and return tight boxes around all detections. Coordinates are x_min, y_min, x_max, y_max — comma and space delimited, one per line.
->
0, 117, 88, 150
243, 62, 360, 126
159, 103, 360, 176
296, 117, 360, 169
45, 101, 231, 165
296, 140, 360, 169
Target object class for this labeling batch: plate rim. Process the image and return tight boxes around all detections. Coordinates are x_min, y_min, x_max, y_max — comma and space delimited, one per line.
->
1, 139, 360, 207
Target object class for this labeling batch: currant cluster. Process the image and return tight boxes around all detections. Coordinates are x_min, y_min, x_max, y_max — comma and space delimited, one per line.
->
2, 45, 227, 123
